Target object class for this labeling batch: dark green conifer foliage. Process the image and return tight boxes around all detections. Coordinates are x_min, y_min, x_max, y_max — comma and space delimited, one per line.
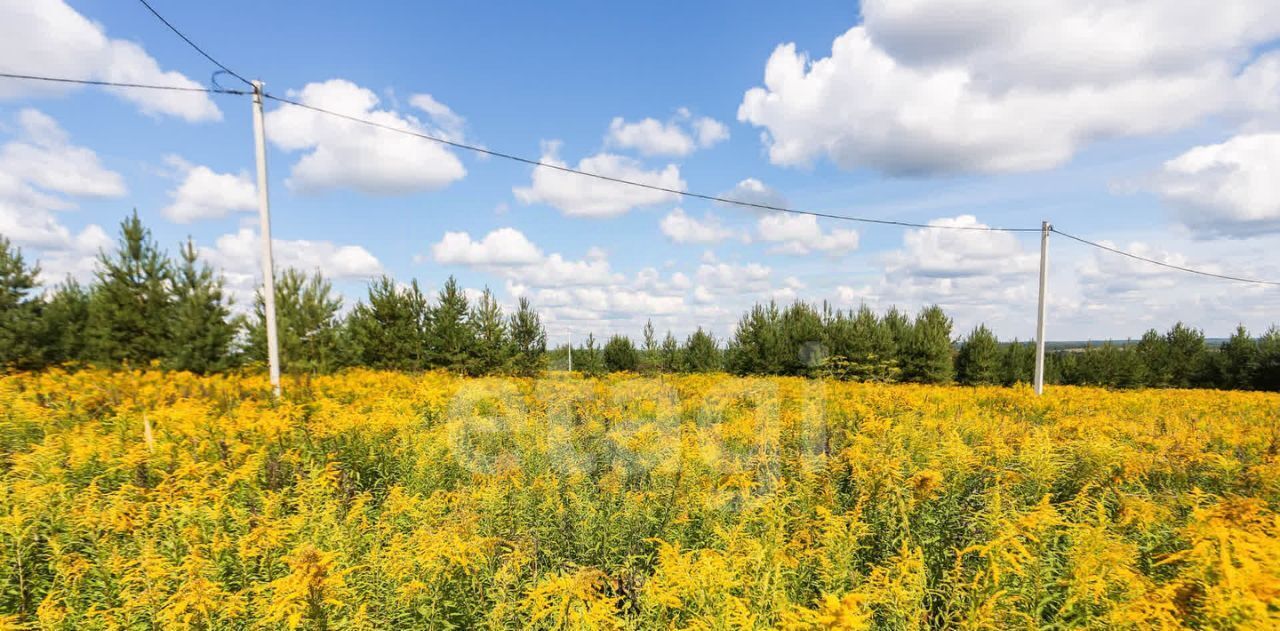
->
508, 297, 546, 376
167, 238, 236, 373
1135, 329, 1169, 387
1164, 322, 1208, 388
1254, 326, 1280, 391
36, 278, 91, 367
469, 288, 510, 375
0, 238, 42, 369
659, 331, 680, 373
899, 305, 953, 384
782, 301, 826, 376
86, 212, 174, 366
428, 276, 475, 373
999, 340, 1035, 385
730, 302, 787, 375
640, 319, 658, 373
248, 268, 343, 373
682, 327, 721, 373
345, 276, 429, 370
825, 305, 898, 381
883, 306, 912, 350
1220, 325, 1257, 390
577, 333, 604, 376
603, 335, 639, 372
956, 324, 1000, 385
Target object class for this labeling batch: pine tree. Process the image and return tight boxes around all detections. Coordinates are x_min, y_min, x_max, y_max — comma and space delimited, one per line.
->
508, 297, 546, 377
36, 278, 91, 367
899, 305, 953, 384
1164, 322, 1208, 388
578, 333, 604, 376
640, 319, 658, 373
1220, 325, 1257, 390
999, 339, 1035, 385
659, 331, 680, 373
469, 288, 510, 375
86, 212, 174, 366
782, 301, 825, 375
0, 237, 42, 370
883, 306, 912, 350
247, 268, 343, 373
427, 276, 475, 373
345, 276, 429, 370
1135, 329, 1169, 387
956, 324, 1000, 385
1254, 326, 1280, 392
682, 328, 721, 373
603, 335, 639, 372
167, 238, 236, 373
829, 305, 898, 381
730, 302, 787, 375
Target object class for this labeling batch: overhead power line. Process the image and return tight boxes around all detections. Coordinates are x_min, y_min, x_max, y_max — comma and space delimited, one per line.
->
1050, 227, 1280, 286
7, 75, 1271, 288
135, 0, 252, 87
260, 92, 1039, 233
0, 72, 248, 94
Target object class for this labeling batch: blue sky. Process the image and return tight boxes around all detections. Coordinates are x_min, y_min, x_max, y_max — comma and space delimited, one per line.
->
3, 0, 1280, 343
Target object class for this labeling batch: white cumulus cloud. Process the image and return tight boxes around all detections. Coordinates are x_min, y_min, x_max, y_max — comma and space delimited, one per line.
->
1149, 133, 1280, 238
265, 79, 467, 195
431, 227, 544, 266
161, 156, 256, 223
513, 142, 685, 217
606, 112, 729, 157
756, 213, 859, 256
0, 109, 125, 199
0, 0, 221, 122
0, 109, 120, 280
659, 208, 740, 244
718, 178, 788, 209
738, 0, 1280, 175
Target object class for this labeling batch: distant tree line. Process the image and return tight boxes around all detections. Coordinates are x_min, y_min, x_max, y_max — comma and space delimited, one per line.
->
0, 213, 546, 376
3, 213, 1279, 391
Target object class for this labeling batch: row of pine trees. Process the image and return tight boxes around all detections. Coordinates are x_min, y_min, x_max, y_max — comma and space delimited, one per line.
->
3, 213, 1279, 390
0, 213, 547, 376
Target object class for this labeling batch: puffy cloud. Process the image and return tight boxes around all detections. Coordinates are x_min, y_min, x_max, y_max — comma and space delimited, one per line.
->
1148, 133, 1280, 238
692, 117, 730, 148
738, 0, 1280, 174
607, 117, 695, 157
513, 142, 684, 217
0, 0, 221, 122
605, 112, 729, 157
659, 208, 740, 244
717, 178, 788, 209
0, 109, 120, 281
0, 110, 125, 199
883, 215, 1036, 279
1075, 240, 1191, 296
832, 215, 1041, 335
203, 228, 382, 287
431, 227, 617, 287
161, 156, 256, 223
696, 260, 773, 295
756, 213, 859, 256
431, 227, 543, 266
408, 93, 466, 140
265, 79, 466, 194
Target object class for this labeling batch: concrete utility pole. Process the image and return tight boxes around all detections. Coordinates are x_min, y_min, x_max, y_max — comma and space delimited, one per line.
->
1034, 220, 1050, 395
252, 80, 281, 396
567, 333, 573, 372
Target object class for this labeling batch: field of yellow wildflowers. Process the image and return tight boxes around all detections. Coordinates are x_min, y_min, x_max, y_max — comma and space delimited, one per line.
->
2, 369, 1279, 629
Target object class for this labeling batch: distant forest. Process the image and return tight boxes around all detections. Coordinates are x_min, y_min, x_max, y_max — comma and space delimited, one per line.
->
3, 213, 1278, 391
